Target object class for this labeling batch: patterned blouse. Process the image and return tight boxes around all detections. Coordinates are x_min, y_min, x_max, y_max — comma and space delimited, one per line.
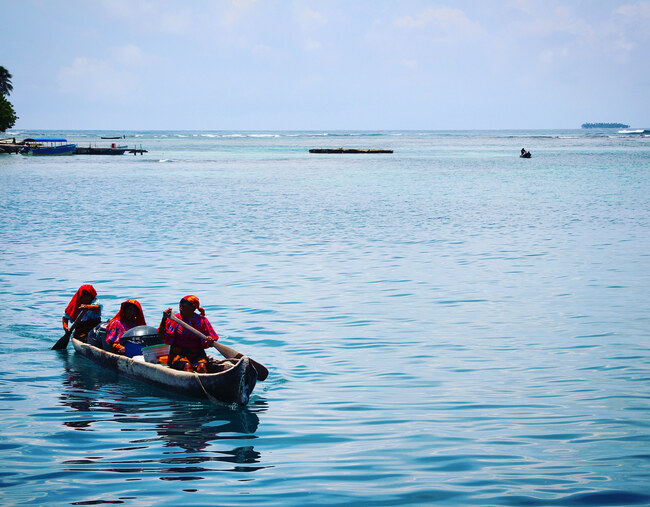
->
161, 313, 218, 349
106, 319, 137, 346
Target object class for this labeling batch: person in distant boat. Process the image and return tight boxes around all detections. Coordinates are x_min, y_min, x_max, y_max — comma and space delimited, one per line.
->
105, 299, 147, 355
521, 148, 531, 157
158, 295, 219, 373
62, 284, 102, 341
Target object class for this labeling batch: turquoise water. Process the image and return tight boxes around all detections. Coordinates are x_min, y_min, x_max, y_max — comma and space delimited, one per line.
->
1, 130, 649, 505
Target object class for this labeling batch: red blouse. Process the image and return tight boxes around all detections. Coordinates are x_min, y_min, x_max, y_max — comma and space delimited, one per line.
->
161, 313, 218, 349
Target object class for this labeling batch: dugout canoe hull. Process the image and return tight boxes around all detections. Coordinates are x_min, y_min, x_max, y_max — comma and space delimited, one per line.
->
71, 338, 257, 405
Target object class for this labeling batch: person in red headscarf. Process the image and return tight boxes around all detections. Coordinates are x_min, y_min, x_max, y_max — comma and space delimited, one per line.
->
62, 284, 102, 340
158, 295, 219, 373
105, 299, 147, 355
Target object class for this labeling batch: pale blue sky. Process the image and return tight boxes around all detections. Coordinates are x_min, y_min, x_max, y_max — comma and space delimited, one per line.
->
2, 0, 648, 130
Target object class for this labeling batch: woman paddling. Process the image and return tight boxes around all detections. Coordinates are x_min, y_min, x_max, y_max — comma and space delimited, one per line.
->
62, 284, 102, 341
158, 295, 219, 373
105, 299, 147, 355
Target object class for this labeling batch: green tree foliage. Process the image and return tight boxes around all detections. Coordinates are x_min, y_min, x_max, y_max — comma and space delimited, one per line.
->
0, 66, 17, 132
0, 96, 18, 132
0, 66, 13, 96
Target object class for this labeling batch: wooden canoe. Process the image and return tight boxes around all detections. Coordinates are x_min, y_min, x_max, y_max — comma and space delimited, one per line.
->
71, 337, 257, 405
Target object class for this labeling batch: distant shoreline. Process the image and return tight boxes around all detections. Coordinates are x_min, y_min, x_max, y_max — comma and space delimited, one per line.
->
581, 123, 629, 129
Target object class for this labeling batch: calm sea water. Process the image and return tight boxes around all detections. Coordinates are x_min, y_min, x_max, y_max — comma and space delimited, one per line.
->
1, 129, 649, 505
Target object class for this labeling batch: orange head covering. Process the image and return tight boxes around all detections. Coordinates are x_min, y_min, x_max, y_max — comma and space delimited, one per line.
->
65, 284, 97, 320
108, 299, 146, 326
182, 295, 205, 316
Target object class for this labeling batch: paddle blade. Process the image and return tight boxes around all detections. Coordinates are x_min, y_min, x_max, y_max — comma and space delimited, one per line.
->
167, 313, 269, 381
51, 330, 71, 350
252, 360, 269, 381
212, 340, 268, 381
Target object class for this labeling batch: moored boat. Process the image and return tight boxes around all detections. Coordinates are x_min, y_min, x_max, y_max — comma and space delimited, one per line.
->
71, 336, 258, 405
20, 138, 76, 156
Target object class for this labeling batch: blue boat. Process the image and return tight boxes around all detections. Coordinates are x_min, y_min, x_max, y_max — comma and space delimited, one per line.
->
20, 138, 76, 156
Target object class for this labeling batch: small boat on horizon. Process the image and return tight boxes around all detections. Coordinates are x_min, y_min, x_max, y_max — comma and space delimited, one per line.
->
101, 135, 125, 139
20, 138, 76, 156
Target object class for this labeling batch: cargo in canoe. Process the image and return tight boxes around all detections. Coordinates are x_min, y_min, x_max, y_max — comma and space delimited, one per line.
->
71, 337, 258, 406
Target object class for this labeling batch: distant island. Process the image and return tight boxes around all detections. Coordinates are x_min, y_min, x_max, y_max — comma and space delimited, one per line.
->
582, 123, 629, 129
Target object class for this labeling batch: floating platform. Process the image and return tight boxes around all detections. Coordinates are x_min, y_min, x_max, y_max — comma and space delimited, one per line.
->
309, 148, 393, 154
76, 146, 127, 155
75, 146, 148, 155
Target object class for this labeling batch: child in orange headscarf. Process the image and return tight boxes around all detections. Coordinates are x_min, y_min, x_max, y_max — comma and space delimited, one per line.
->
158, 295, 219, 373
63, 284, 102, 340
105, 299, 147, 355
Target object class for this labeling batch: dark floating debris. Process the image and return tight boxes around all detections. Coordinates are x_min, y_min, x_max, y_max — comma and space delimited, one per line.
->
309, 148, 393, 154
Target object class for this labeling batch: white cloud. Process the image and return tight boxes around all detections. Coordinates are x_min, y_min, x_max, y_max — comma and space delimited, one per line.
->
616, 1, 650, 18
395, 7, 484, 38
537, 46, 569, 65
299, 73, 323, 89
304, 38, 322, 51
296, 8, 327, 31
251, 44, 284, 61
114, 44, 155, 68
57, 57, 139, 102
612, 1, 650, 50
100, 0, 193, 34
222, 0, 259, 26
293, 7, 327, 54
510, 6, 594, 38
508, 0, 534, 14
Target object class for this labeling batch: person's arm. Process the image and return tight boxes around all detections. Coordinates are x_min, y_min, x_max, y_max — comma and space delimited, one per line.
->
106, 322, 126, 354
200, 317, 219, 348
158, 308, 173, 342
62, 316, 69, 332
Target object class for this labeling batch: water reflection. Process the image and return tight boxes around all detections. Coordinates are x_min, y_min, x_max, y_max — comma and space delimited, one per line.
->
57, 352, 267, 478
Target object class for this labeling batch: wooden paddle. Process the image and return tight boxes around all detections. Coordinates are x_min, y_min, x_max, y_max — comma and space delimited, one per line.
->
51, 307, 89, 350
165, 312, 269, 381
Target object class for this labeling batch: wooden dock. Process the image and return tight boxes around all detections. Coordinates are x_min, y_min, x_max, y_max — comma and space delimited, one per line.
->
0, 139, 22, 154
126, 147, 148, 155
1, 138, 147, 156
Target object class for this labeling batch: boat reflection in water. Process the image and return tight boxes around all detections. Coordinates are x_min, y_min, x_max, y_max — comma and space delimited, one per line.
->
57, 353, 267, 479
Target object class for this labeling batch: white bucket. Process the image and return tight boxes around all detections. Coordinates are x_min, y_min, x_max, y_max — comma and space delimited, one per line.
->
142, 344, 170, 363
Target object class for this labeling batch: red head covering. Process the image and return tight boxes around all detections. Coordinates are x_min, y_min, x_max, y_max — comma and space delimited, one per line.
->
65, 284, 97, 320
108, 299, 146, 326
182, 295, 205, 316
